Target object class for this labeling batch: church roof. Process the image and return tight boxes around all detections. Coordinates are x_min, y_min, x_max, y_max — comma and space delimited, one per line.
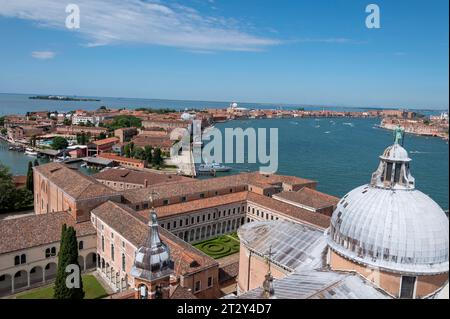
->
237, 270, 391, 299
238, 220, 327, 272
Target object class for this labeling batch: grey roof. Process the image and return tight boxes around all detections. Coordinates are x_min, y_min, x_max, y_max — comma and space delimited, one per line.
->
329, 184, 449, 275
237, 270, 391, 299
82, 157, 114, 166
238, 220, 327, 272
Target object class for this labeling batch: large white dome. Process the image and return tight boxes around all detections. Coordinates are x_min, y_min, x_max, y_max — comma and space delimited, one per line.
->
328, 184, 449, 275
328, 142, 449, 275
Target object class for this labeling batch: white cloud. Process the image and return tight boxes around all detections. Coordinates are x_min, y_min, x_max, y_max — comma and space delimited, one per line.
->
31, 51, 56, 59
0, 0, 280, 52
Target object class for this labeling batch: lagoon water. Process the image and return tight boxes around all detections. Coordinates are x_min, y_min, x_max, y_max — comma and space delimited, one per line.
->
212, 118, 449, 210
0, 94, 448, 209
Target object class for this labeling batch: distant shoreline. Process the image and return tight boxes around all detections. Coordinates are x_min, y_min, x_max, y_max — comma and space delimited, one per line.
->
29, 95, 101, 102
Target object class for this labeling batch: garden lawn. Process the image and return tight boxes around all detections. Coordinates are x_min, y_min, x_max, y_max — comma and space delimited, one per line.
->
194, 233, 240, 259
16, 274, 108, 299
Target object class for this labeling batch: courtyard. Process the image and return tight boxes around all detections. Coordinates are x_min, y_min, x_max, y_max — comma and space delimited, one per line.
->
194, 233, 240, 259
13, 274, 108, 299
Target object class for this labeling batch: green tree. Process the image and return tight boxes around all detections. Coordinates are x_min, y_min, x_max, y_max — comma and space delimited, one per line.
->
63, 118, 71, 126
144, 145, 153, 164
1, 128, 7, 135
51, 137, 69, 150
124, 144, 131, 158
54, 225, 85, 299
0, 163, 15, 212
26, 161, 33, 193
134, 147, 146, 160
0, 116, 5, 126
105, 115, 142, 130
98, 132, 107, 140
152, 148, 163, 167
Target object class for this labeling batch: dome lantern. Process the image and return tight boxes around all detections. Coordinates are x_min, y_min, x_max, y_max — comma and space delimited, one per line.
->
370, 126, 415, 190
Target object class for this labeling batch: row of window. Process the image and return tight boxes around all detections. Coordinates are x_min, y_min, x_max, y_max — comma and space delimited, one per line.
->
160, 206, 245, 231
194, 276, 214, 293
248, 206, 279, 221
101, 236, 127, 272
13, 241, 85, 266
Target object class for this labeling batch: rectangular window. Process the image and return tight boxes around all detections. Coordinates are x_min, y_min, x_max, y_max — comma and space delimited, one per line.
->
208, 277, 213, 287
195, 281, 201, 292
181, 196, 187, 202
200, 193, 205, 199
163, 199, 169, 206
400, 276, 416, 299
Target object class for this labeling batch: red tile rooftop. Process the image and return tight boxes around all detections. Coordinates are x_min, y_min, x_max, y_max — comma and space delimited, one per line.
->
93, 168, 189, 186
136, 192, 249, 219
98, 153, 146, 164
0, 212, 95, 254
274, 188, 340, 210
91, 137, 120, 146
121, 172, 316, 204
247, 192, 331, 229
34, 162, 118, 200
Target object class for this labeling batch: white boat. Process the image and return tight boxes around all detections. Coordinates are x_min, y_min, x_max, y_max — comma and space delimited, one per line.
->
198, 162, 232, 173
25, 148, 38, 156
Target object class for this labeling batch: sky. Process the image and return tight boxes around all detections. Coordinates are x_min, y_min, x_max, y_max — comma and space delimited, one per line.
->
0, 0, 448, 109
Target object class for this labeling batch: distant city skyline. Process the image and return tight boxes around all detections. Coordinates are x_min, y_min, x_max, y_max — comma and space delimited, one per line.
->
0, 0, 448, 110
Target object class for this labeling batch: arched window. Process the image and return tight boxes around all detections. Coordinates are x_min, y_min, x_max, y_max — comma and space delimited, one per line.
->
14, 256, 20, 266
139, 284, 148, 299
111, 244, 115, 261
101, 236, 105, 252
78, 241, 84, 250
45, 248, 51, 258
122, 253, 126, 271
51, 247, 56, 256
20, 254, 26, 264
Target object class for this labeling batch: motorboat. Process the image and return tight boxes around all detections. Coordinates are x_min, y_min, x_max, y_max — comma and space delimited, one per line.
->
25, 148, 38, 156
198, 161, 232, 173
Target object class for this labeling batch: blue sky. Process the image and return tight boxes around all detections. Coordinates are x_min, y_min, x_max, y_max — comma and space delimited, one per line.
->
0, 0, 448, 109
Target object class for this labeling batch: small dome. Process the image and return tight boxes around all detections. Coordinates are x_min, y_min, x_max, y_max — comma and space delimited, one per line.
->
181, 112, 193, 121
380, 144, 411, 162
131, 212, 173, 281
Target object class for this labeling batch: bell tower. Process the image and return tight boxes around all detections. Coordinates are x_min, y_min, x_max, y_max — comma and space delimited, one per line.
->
131, 192, 174, 299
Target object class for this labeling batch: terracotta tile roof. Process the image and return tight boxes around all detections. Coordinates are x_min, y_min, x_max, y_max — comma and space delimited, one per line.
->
93, 168, 189, 187
0, 212, 96, 254
247, 192, 331, 229
98, 153, 145, 165
121, 172, 315, 204
274, 188, 340, 210
34, 162, 118, 200
170, 285, 198, 299
91, 201, 218, 276
91, 137, 119, 146
219, 262, 239, 283
136, 192, 248, 219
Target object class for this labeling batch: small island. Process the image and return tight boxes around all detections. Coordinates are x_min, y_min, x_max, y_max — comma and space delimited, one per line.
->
29, 95, 100, 102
